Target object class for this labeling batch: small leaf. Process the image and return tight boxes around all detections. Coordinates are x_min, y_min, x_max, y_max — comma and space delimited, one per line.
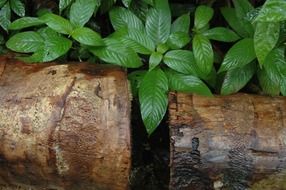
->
194, 5, 214, 30
10, 0, 25, 17
89, 38, 142, 68
163, 50, 199, 75
9, 17, 44, 30
258, 68, 280, 96
121, 28, 155, 54
109, 7, 144, 30
149, 52, 162, 70
70, 0, 97, 27
40, 13, 74, 35
256, 0, 286, 22
203, 27, 240, 42
220, 7, 250, 38
6, 31, 44, 53
146, 0, 171, 44
139, 68, 168, 135
165, 69, 212, 96
193, 34, 213, 76
254, 21, 280, 66
167, 32, 190, 49
0, 2, 11, 32
59, 0, 73, 13
122, 0, 132, 7
219, 38, 256, 72
171, 12, 190, 33
72, 27, 104, 46
221, 61, 255, 95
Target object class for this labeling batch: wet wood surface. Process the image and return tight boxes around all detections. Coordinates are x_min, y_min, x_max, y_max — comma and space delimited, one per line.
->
0, 56, 131, 190
169, 92, 286, 190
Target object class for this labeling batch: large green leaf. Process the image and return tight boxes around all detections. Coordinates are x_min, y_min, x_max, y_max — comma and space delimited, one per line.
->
149, 52, 162, 70
203, 27, 240, 42
165, 69, 212, 96
171, 12, 190, 33
254, 22, 280, 66
109, 7, 144, 30
220, 7, 250, 38
219, 38, 256, 72
9, 17, 44, 30
72, 27, 104, 46
121, 28, 155, 54
70, 0, 98, 27
194, 5, 213, 30
139, 68, 168, 135
40, 13, 74, 35
6, 31, 43, 53
0, 2, 10, 32
146, 0, 171, 44
89, 38, 142, 68
163, 50, 198, 75
193, 34, 213, 76
10, 0, 24, 16
59, 0, 73, 13
256, 0, 286, 22
221, 62, 255, 95
258, 68, 280, 96
167, 32, 190, 49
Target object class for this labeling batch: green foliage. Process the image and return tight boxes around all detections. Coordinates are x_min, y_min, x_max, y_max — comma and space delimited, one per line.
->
3, 0, 286, 135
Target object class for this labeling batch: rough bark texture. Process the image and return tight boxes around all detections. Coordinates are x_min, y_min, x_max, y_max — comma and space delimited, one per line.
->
0, 56, 131, 190
169, 92, 286, 190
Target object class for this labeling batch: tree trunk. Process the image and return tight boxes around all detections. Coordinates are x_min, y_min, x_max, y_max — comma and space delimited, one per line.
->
0, 56, 131, 190
169, 92, 286, 190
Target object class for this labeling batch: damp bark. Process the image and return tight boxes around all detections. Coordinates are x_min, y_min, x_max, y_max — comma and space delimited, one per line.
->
0, 56, 131, 190
169, 92, 286, 190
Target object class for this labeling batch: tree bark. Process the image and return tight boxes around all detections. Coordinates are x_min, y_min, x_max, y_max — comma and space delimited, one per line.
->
169, 92, 286, 190
0, 56, 131, 190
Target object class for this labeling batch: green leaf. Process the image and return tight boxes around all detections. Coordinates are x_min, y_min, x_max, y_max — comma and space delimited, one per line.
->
171, 12, 190, 33
221, 62, 255, 95
139, 68, 168, 135
100, 0, 116, 14
0, 34, 4, 44
254, 22, 280, 66
258, 68, 280, 96
70, 0, 97, 27
6, 31, 43, 53
0, 0, 7, 8
146, 0, 171, 44
194, 5, 214, 30
9, 17, 44, 30
10, 0, 25, 17
156, 43, 169, 54
149, 52, 162, 70
122, 0, 132, 7
38, 27, 61, 39
72, 27, 104, 46
109, 7, 144, 30
128, 70, 146, 96
220, 7, 250, 38
40, 13, 74, 35
59, 0, 73, 13
163, 50, 198, 75
165, 69, 212, 96
121, 28, 155, 54
167, 32, 190, 49
89, 38, 142, 68
256, 0, 286, 22
203, 27, 240, 42
219, 38, 256, 72
143, 0, 154, 6
193, 34, 213, 76
0, 2, 11, 32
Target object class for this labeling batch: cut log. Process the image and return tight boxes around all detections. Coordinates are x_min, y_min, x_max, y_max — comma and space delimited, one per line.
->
169, 92, 286, 190
0, 56, 131, 190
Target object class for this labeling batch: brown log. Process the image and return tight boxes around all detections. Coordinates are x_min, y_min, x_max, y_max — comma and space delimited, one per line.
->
0, 56, 131, 190
169, 92, 286, 190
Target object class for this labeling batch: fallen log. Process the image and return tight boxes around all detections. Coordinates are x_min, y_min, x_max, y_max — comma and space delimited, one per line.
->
0, 56, 131, 190
169, 92, 286, 190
